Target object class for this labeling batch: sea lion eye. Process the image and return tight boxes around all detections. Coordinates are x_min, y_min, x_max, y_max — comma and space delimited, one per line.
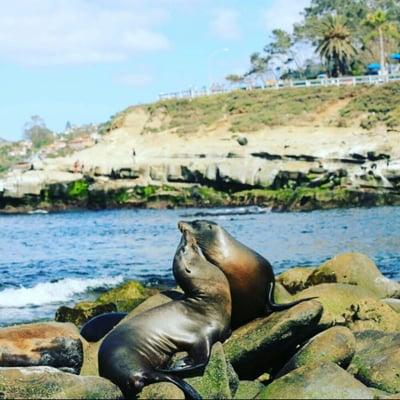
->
208, 224, 212, 230
185, 268, 191, 274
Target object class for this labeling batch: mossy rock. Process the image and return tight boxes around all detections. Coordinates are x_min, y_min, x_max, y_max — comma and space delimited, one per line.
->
139, 383, 184, 400
257, 362, 373, 399
96, 280, 156, 312
187, 342, 239, 399
277, 267, 315, 294
276, 326, 356, 377
273, 282, 293, 303
234, 381, 265, 399
294, 283, 400, 332
55, 302, 117, 327
0, 366, 123, 399
223, 300, 323, 379
307, 253, 400, 298
348, 332, 400, 394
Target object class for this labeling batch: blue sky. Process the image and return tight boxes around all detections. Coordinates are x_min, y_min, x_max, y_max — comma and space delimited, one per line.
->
0, 0, 311, 141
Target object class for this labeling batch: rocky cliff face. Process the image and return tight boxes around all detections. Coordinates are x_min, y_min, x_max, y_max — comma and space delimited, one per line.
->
1, 100, 400, 213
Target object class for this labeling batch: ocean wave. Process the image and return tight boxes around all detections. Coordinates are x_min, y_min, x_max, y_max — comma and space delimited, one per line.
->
180, 206, 268, 218
0, 276, 124, 308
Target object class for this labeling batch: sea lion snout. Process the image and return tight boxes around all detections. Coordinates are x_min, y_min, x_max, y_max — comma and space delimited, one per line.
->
178, 221, 192, 233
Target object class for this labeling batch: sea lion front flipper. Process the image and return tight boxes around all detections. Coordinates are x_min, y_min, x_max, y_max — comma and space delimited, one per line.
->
151, 372, 202, 400
266, 281, 318, 312
80, 312, 128, 342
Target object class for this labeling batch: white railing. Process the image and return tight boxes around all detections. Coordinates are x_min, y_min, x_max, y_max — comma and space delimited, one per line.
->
158, 73, 400, 101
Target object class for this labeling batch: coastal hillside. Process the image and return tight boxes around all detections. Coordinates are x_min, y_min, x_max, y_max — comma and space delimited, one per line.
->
1, 83, 400, 213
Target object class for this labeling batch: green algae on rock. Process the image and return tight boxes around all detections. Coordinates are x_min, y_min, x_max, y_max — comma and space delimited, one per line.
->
276, 267, 316, 294
0, 366, 123, 399
257, 362, 374, 399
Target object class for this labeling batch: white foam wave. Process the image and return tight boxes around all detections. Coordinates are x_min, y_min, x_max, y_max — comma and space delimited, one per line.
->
0, 276, 124, 308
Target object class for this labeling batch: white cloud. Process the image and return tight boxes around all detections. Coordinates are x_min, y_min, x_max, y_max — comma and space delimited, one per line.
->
113, 72, 154, 87
0, 0, 172, 66
262, 0, 311, 32
210, 8, 241, 40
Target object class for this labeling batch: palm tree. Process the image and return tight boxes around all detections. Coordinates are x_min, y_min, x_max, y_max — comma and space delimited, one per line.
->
316, 15, 357, 77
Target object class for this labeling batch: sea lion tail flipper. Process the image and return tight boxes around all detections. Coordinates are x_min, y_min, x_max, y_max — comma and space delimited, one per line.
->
152, 373, 202, 400
266, 281, 318, 312
80, 312, 128, 342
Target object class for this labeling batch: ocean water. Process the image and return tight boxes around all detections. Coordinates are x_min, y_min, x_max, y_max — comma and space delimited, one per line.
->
0, 206, 399, 326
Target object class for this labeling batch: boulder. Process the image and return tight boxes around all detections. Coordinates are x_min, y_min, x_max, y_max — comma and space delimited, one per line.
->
306, 253, 400, 298
223, 300, 322, 379
234, 381, 265, 399
382, 298, 400, 313
55, 301, 117, 327
348, 332, 400, 394
257, 362, 374, 399
273, 282, 293, 303
187, 342, 239, 399
0, 322, 83, 374
276, 326, 356, 377
140, 342, 239, 400
96, 280, 156, 312
294, 284, 400, 332
277, 267, 315, 294
0, 366, 122, 399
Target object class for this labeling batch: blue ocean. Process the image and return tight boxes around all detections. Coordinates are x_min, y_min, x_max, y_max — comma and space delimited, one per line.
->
1, 206, 399, 326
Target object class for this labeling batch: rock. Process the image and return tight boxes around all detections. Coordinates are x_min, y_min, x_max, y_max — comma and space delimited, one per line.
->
257, 362, 374, 399
223, 300, 323, 379
139, 383, 184, 400
273, 282, 293, 303
0, 322, 83, 374
188, 342, 239, 399
96, 280, 156, 312
382, 298, 400, 313
306, 253, 400, 298
234, 381, 265, 399
294, 283, 400, 332
80, 339, 101, 377
276, 326, 356, 377
0, 366, 122, 399
126, 289, 183, 319
348, 332, 400, 394
237, 136, 248, 146
277, 267, 315, 294
55, 301, 117, 327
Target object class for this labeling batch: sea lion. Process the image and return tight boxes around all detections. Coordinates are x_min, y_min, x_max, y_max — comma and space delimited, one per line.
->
98, 231, 232, 399
80, 312, 127, 342
178, 219, 315, 327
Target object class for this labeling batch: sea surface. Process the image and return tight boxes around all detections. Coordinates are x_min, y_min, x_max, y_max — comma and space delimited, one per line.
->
1, 206, 399, 326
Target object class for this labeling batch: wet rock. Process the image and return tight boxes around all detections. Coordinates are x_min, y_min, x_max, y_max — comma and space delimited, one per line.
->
0, 366, 122, 399
294, 283, 400, 332
257, 362, 373, 399
55, 301, 117, 327
96, 280, 156, 312
306, 253, 400, 298
234, 381, 265, 399
348, 332, 400, 394
0, 322, 83, 374
277, 267, 315, 294
276, 326, 356, 377
223, 300, 322, 379
188, 342, 239, 399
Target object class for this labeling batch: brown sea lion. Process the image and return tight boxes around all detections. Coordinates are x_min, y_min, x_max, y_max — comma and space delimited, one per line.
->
97, 231, 231, 399
178, 219, 315, 327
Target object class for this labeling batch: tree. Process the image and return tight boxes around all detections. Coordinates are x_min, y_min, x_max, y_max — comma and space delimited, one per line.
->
316, 15, 357, 76
23, 115, 54, 149
245, 52, 274, 86
225, 74, 244, 87
363, 9, 400, 74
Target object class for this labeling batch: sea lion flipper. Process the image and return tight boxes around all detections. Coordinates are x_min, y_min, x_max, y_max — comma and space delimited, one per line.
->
152, 373, 202, 400
80, 312, 128, 342
266, 281, 318, 312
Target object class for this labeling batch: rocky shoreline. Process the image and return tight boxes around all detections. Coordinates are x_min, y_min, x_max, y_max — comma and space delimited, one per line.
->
1, 252, 400, 399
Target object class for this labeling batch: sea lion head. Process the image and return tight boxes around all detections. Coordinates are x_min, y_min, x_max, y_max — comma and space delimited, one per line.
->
173, 228, 230, 303
177, 220, 232, 266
